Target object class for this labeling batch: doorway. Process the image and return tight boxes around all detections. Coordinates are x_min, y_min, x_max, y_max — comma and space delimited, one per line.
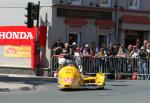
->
98, 34, 110, 48
125, 31, 144, 47
68, 32, 81, 46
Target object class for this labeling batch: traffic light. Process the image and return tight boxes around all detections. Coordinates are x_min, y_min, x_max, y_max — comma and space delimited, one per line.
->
32, 4, 40, 20
25, 2, 40, 28
25, 2, 34, 28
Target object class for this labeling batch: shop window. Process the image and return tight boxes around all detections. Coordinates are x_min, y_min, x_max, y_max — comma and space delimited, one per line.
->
98, 34, 110, 48
68, 0, 81, 5
99, 0, 112, 7
128, 0, 141, 10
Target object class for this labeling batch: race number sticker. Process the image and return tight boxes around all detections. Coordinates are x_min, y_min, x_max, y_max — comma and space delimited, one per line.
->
64, 78, 72, 83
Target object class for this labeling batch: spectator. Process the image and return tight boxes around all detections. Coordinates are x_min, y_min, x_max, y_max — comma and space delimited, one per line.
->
74, 47, 82, 73
102, 44, 109, 55
82, 44, 91, 56
112, 44, 119, 56
64, 43, 72, 55
115, 46, 127, 73
126, 44, 132, 77
139, 46, 148, 58
136, 38, 141, 50
82, 44, 91, 74
53, 39, 64, 49
146, 42, 150, 57
127, 45, 137, 79
95, 48, 107, 73
138, 46, 148, 80
129, 46, 139, 58
126, 44, 133, 57
143, 40, 148, 50
90, 42, 96, 56
71, 42, 77, 55
52, 39, 64, 55
115, 46, 127, 58
95, 48, 107, 58
108, 42, 118, 57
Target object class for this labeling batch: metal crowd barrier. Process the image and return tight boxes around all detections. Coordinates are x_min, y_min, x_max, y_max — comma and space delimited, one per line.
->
49, 55, 150, 79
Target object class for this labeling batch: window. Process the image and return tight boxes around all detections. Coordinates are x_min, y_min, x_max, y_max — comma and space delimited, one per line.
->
99, 0, 112, 7
128, 0, 141, 9
68, 0, 81, 5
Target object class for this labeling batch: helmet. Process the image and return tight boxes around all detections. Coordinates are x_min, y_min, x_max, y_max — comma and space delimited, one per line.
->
58, 58, 66, 65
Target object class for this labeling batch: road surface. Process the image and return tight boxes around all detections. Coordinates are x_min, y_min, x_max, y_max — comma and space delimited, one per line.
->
0, 80, 150, 103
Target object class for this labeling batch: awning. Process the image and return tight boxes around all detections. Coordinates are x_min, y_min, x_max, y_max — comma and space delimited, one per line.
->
65, 18, 88, 26
121, 15, 150, 25
96, 19, 115, 28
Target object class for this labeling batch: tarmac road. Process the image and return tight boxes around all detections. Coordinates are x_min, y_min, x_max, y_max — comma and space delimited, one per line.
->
0, 80, 150, 103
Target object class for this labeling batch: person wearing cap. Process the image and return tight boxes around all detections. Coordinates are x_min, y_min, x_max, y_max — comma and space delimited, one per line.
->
74, 47, 82, 73
82, 44, 90, 56
72, 42, 76, 46
71, 42, 77, 55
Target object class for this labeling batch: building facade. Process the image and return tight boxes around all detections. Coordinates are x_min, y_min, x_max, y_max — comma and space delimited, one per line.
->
51, 0, 150, 48
0, 0, 150, 69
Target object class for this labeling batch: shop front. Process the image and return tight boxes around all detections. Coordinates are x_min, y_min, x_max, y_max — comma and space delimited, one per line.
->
120, 15, 150, 47
0, 26, 47, 69
95, 19, 115, 48
54, 4, 114, 47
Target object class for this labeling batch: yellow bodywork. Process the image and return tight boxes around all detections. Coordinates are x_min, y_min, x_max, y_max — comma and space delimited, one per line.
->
57, 65, 105, 89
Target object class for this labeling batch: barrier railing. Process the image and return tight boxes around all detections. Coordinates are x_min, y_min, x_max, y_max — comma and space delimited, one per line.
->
49, 55, 150, 79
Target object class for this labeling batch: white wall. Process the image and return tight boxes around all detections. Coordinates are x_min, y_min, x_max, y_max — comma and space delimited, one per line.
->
0, 0, 52, 26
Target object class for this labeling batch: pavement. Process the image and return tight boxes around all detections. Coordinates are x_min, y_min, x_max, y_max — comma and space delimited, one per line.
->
0, 73, 57, 92
0, 82, 35, 92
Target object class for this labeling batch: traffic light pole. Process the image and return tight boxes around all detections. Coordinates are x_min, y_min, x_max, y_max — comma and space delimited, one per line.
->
35, 1, 41, 76
36, 1, 40, 53
25, 1, 42, 76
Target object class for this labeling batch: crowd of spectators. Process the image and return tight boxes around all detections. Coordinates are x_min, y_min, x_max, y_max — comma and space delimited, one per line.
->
51, 39, 150, 79
52, 39, 150, 58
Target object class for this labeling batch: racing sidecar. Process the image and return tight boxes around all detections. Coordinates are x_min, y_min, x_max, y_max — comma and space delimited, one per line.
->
57, 64, 105, 90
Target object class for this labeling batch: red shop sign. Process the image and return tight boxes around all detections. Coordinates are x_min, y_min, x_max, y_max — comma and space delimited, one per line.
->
0, 26, 47, 47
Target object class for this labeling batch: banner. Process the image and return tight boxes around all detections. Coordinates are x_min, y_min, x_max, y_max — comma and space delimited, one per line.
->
0, 26, 47, 69
4, 46, 31, 58
0, 26, 47, 47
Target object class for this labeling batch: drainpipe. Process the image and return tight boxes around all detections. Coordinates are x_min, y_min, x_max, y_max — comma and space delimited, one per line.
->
115, 0, 119, 45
